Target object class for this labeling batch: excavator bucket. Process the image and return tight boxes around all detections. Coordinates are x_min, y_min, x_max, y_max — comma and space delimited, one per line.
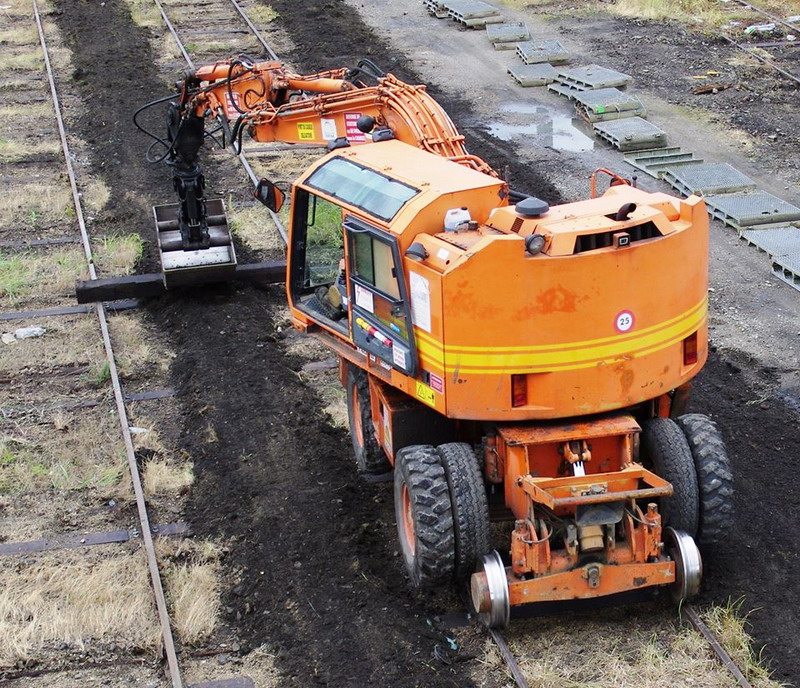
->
153, 198, 236, 287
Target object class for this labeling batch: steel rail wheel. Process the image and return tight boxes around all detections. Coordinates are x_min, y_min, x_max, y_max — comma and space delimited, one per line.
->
665, 527, 703, 604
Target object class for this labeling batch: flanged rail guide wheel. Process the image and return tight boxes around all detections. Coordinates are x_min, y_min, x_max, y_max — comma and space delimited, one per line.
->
665, 527, 703, 604
471, 550, 510, 628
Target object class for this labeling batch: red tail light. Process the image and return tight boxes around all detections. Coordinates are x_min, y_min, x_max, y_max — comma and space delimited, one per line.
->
511, 374, 527, 407
683, 332, 698, 365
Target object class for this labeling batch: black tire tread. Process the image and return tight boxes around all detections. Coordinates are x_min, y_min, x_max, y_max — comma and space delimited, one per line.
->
395, 445, 455, 587
346, 366, 391, 475
436, 443, 491, 581
675, 414, 734, 546
641, 417, 699, 536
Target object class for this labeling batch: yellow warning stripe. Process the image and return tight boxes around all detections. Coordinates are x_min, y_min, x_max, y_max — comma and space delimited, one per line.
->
414, 298, 706, 374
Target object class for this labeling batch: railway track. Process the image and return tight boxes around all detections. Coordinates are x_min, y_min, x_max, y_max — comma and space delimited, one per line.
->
0, 0, 774, 685
723, 0, 800, 86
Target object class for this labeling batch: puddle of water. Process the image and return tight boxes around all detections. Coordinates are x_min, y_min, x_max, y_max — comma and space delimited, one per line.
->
488, 102, 595, 153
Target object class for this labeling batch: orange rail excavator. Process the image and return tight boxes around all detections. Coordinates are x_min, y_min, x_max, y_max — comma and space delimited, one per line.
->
148, 57, 733, 626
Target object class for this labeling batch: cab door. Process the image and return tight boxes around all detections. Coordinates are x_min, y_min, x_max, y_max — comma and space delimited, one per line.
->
345, 217, 417, 377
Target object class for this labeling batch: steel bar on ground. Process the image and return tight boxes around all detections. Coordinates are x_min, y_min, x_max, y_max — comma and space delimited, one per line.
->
685, 606, 753, 688
34, 3, 184, 685
488, 628, 529, 688
720, 34, 800, 86
0, 522, 192, 557
0, 300, 139, 321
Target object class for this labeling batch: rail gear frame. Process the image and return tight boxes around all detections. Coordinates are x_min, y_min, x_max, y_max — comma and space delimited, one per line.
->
141, 57, 733, 626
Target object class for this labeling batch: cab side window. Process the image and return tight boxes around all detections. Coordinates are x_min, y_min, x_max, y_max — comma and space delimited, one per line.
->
304, 193, 343, 288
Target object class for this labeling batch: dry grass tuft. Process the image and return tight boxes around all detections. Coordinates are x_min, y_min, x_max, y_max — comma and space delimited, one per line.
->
165, 562, 220, 645
245, 5, 279, 24
229, 200, 284, 253
703, 600, 780, 686
93, 234, 143, 277
108, 313, 175, 379
143, 459, 194, 496
82, 178, 110, 211
127, 0, 162, 26
0, 548, 161, 665
0, 182, 72, 226
606, 0, 727, 24
0, 248, 87, 307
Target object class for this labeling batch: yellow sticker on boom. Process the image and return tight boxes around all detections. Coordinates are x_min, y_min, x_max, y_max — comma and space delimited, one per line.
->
296, 122, 314, 140
415, 381, 436, 407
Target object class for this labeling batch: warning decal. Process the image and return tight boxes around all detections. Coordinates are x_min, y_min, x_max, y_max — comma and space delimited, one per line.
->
415, 381, 436, 407
224, 92, 241, 120
296, 122, 315, 141
344, 112, 367, 143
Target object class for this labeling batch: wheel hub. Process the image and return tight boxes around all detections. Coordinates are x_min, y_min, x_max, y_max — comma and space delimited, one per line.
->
471, 550, 510, 628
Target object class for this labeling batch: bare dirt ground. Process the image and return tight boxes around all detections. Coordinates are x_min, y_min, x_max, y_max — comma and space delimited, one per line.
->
8, 0, 798, 685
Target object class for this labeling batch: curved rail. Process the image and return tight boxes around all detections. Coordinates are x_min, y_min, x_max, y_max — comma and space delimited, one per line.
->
33, 3, 184, 686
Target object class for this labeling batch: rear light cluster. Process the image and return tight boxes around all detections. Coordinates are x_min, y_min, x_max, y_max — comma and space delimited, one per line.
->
511, 374, 527, 407
683, 332, 698, 366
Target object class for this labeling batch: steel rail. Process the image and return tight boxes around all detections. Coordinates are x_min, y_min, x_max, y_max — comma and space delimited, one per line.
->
488, 628, 529, 688
228, 0, 279, 61
149, 0, 288, 244
685, 605, 753, 688
33, 4, 184, 686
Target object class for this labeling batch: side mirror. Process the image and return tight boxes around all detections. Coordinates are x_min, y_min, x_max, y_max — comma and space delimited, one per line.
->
254, 178, 285, 212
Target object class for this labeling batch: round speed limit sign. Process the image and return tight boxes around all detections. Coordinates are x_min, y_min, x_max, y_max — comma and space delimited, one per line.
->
615, 310, 635, 333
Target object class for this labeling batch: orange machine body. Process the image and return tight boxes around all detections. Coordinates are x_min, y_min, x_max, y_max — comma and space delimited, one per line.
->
179, 58, 713, 611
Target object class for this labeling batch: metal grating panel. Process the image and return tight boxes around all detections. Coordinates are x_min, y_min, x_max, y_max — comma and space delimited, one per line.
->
593, 117, 667, 152
486, 22, 529, 48
507, 63, 558, 87
740, 225, 800, 256
573, 88, 646, 122
704, 191, 800, 230
446, 0, 502, 24
516, 39, 570, 65
624, 147, 703, 178
556, 64, 632, 90
661, 162, 757, 196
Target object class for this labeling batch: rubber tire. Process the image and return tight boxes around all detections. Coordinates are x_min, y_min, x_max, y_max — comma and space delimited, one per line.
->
436, 443, 491, 581
641, 417, 699, 537
675, 414, 734, 547
346, 366, 391, 475
394, 445, 455, 588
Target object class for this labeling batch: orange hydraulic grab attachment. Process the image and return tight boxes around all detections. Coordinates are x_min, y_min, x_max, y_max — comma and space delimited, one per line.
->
143, 56, 733, 627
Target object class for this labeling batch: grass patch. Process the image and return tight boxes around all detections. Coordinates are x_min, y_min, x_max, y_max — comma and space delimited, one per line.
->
0, 548, 161, 665
0, 27, 38, 45
0, 182, 72, 227
93, 234, 143, 277
0, 405, 126, 495
108, 313, 174, 379
0, 51, 43, 72
0, 315, 104, 373
0, 248, 87, 307
0, 137, 61, 163
0, 103, 54, 121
